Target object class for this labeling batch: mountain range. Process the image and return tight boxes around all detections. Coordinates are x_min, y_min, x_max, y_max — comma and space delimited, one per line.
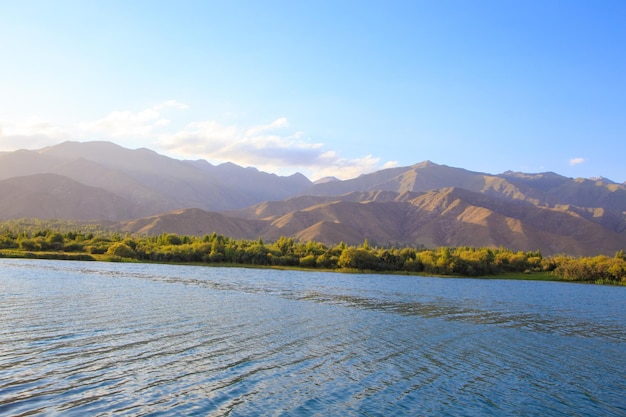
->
1, 141, 624, 256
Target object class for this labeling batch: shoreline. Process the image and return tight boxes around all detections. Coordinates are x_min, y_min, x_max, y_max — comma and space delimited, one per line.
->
1, 249, 619, 285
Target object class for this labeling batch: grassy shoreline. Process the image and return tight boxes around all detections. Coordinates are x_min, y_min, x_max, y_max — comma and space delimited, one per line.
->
0, 249, 609, 285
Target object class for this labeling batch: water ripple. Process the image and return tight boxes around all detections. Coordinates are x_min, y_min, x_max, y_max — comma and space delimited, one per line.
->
1, 259, 625, 416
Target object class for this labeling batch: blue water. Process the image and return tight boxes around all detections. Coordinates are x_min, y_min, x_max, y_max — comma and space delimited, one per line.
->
0, 259, 624, 416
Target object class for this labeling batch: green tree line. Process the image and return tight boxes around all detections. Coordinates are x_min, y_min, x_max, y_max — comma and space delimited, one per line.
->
0, 227, 624, 284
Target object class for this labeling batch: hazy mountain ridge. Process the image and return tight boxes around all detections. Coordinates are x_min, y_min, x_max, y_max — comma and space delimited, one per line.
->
0, 173, 142, 221
0, 141, 313, 214
1, 141, 624, 256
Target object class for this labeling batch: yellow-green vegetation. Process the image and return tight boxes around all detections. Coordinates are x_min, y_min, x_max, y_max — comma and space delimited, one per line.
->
0, 224, 624, 285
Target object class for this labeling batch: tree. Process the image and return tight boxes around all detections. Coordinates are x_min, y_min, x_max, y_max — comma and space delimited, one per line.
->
19, 239, 40, 251
338, 247, 358, 269
338, 247, 378, 270
106, 242, 137, 259
158, 233, 182, 246
274, 236, 294, 255
47, 232, 65, 251
299, 255, 316, 268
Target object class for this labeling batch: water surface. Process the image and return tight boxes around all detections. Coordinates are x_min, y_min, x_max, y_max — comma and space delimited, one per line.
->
1, 259, 624, 416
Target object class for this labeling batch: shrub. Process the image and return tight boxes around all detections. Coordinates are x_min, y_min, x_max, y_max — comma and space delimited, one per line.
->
106, 242, 137, 259
299, 255, 316, 268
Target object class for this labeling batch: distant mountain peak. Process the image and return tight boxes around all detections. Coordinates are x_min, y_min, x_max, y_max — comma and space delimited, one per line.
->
501, 170, 565, 179
589, 176, 616, 185
413, 160, 438, 168
41, 140, 124, 152
287, 172, 310, 181
314, 176, 340, 185
218, 161, 242, 168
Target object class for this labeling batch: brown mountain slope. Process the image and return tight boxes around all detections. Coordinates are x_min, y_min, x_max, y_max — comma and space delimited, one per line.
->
226, 190, 422, 220
260, 200, 408, 243
502, 171, 626, 212
401, 188, 626, 255
238, 188, 625, 255
293, 221, 365, 245
106, 186, 626, 255
121, 191, 624, 255
407, 187, 626, 243
305, 161, 540, 201
117, 208, 266, 238
0, 174, 141, 221
304, 161, 626, 234
306, 160, 626, 212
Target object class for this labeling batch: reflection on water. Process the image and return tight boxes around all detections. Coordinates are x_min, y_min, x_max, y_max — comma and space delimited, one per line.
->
0, 259, 625, 416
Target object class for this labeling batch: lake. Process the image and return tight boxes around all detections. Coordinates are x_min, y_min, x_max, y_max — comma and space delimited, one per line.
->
0, 259, 624, 416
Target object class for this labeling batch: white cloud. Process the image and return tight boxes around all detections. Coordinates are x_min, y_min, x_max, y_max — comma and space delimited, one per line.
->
0, 101, 189, 151
154, 100, 189, 110
80, 100, 188, 138
158, 117, 394, 180
381, 160, 400, 170
245, 117, 289, 136
569, 157, 585, 166
159, 118, 323, 167
0, 118, 74, 151
0, 102, 395, 180
312, 153, 397, 180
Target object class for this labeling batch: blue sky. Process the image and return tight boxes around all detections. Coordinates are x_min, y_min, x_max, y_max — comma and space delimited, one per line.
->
1, 1, 624, 182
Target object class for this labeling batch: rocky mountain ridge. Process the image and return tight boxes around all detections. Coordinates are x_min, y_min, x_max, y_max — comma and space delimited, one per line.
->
1, 141, 624, 256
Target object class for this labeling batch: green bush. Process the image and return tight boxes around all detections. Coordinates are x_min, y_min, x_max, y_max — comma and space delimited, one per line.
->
299, 255, 316, 268
106, 242, 137, 259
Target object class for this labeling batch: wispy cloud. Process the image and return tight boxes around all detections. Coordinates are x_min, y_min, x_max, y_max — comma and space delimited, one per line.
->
80, 100, 188, 138
245, 117, 289, 136
154, 100, 189, 111
0, 100, 188, 149
0, 118, 74, 150
569, 157, 585, 166
158, 117, 396, 180
160, 118, 319, 164
0, 102, 395, 180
